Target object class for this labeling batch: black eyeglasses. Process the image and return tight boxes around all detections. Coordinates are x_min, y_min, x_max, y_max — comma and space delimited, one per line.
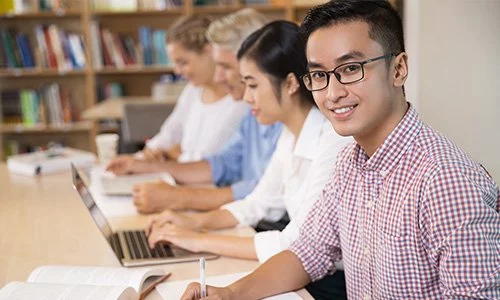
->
301, 53, 396, 91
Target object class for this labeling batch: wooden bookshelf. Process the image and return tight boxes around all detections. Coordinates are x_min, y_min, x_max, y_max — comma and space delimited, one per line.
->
92, 8, 184, 17
95, 66, 174, 75
0, 69, 87, 78
0, 0, 400, 160
0, 10, 82, 19
0, 122, 92, 134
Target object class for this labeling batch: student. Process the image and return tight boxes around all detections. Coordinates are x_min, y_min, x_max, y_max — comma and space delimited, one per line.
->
179, 1, 500, 299
106, 16, 248, 170
109, 9, 282, 214
146, 20, 351, 297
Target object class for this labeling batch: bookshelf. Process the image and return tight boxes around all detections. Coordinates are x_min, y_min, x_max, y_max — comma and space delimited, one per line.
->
0, 0, 398, 160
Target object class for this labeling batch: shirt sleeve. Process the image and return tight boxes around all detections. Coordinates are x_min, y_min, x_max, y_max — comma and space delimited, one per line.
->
254, 128, 352, 263
145, 84, 194, 150
204, 120, 245, 186
222, 132, 288, 227
420, 164, 500, 299
289, 167, 343, 282
204, 117, 260, 200
230, 179, 259, 201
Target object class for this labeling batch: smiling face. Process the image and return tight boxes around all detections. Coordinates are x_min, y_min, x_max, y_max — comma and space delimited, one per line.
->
167, 42, 214, 86
212, 45, 245, 100
306, 21, 408, 146
240, 58, 283, 125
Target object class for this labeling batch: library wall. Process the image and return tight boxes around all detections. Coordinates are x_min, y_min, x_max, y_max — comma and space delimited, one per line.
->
405, 0, 500, 182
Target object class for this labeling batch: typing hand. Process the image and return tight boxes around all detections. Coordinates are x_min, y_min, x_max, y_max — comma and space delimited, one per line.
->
106, 155, 135, 175
106, 155, 153, 175
180, 282, 234, 300
146, 209, 200, 235
147, 223, 203, 252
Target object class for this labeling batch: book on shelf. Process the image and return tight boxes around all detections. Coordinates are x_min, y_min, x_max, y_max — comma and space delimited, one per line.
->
91, 0, 138, 12
1, 89, 41, 125
139, 26, 169, 66
194, 0, 234, 6
0, 0, 33, 14
7, 146, 96, 176
0, 265, 165, 300
91, 22, 169, 69
140, 0, 183, 10
92, 0, 182, 11
39, 0, 70, 11
1, 83, 77, 127
98, 82, 125, 101
0, 29, 36, 69
34, 24, 87, 71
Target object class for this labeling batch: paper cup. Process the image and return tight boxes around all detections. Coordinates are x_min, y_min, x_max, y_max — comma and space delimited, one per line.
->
95, 133, 119, 165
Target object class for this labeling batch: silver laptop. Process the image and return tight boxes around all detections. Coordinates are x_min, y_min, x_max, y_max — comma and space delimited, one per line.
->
100, 171, 176, 196
71, 164, 219, 267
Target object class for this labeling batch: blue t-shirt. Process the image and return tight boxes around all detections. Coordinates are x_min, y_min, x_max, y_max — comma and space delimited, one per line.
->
205, 110, 282, 200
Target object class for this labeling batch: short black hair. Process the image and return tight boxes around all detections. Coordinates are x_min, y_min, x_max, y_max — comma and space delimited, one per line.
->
237, 20, 315, 107
300, 0, 405, 56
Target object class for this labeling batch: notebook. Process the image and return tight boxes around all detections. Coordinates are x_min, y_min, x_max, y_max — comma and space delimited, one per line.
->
71, 164, 219, 267
99, 170, 176, 196
7, 147, 95, 176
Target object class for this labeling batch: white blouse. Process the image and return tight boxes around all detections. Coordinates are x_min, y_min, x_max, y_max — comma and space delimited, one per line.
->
146, 83, 248, 162
223, 108, 353, 262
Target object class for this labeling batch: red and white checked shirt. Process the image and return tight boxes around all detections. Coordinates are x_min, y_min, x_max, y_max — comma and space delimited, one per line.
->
289, 105, 500, 299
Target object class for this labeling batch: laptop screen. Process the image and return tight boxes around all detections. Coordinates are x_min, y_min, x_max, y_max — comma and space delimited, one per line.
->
71, 164, 114, 243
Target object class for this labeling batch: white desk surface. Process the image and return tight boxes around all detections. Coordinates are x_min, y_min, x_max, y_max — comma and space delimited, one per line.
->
0, 164, 311, 299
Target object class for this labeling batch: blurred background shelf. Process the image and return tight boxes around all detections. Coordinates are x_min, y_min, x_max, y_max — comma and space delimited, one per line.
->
0, 0, 398, 160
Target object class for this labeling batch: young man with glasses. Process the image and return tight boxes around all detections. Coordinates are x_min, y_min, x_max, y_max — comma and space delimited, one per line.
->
180, 1, 500, 299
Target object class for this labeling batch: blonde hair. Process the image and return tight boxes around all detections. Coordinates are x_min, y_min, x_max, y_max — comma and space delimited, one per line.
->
167, 16, 213, 53
206, 8, 268, 53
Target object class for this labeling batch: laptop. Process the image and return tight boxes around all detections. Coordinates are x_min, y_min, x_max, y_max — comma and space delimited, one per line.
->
99, 170, 176, 196
71, 164, 219, 267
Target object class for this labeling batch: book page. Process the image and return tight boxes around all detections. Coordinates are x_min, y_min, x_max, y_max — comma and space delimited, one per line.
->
27, 266, 164, 293
0, 281, 137, 300
156, 272, 303, 300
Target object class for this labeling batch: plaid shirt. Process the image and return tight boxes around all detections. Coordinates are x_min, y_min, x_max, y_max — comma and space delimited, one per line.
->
289, 105, 500, 299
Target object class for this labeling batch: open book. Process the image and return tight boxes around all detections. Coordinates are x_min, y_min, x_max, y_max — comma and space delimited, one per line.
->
0, 265, 164, 300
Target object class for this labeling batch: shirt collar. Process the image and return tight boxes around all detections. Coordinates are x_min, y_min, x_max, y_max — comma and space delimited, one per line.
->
294, 107, 326, 160
351, 103, 423, 176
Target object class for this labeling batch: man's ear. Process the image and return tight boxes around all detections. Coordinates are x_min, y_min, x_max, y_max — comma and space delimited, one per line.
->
284, 73, 300, 95
393, 52, 408, 88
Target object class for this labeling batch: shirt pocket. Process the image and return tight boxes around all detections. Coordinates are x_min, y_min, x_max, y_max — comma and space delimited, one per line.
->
374, 214, 436, 298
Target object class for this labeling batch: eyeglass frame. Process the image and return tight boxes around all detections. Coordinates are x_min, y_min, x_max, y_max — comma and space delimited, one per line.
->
301, 53, 397, 91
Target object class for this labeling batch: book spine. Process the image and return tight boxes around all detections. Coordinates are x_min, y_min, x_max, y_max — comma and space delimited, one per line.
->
43, 26, 58, 69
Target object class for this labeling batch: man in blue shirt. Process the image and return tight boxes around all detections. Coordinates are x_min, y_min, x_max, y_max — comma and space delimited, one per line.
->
108, 9, 282, 214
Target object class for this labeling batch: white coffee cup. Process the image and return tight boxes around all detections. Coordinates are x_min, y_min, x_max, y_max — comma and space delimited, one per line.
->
95, 133, 119, 165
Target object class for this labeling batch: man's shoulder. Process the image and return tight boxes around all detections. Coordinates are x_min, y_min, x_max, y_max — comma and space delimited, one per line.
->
415, 124, 479, 172
414, 124, 497, 199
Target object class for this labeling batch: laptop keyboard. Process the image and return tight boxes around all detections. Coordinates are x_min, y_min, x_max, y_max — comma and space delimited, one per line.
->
113, 230, 175, 259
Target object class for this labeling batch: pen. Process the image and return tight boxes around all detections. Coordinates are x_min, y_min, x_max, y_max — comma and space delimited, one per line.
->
138, 272, 172, 300
200, 257, 207, 298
